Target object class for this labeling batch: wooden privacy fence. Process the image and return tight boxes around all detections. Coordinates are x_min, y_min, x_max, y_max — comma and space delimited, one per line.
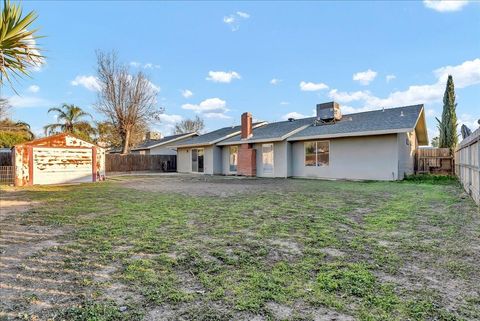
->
415, 148, 454, 175
0, 166, 14, 185
0, 152, 12, 166
106, 154, 176, 173
455, 128, 479, 205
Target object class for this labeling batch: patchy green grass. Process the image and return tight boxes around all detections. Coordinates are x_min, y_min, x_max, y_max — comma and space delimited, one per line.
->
0, 176, 478, 321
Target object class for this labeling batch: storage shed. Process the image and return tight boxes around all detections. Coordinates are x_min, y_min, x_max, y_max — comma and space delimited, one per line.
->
12, 133, 105, 186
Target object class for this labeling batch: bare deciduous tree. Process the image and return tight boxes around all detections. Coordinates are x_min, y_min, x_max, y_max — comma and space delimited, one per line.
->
95, 51, 162, 154
174, 115, 205, 134
0, 97, 11, 119
95, 120, 147, 149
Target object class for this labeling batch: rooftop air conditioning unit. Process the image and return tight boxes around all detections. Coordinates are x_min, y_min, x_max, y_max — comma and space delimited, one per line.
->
316, 102, 342, 124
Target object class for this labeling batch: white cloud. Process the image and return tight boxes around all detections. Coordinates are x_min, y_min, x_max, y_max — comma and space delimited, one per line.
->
206, 71, 241, 83
280, 101, 290, 105
270, 78, 281, 85
386, 74, 396, 83
71, 75, 102, 91
181, 89, 193, 98
299, 81, 329, 91
458, 113, 480, 131
71, 74, 160, 93
423, 0, 469, 12
7, 95, 51, 108
182, 98, 231, 119
130, 61, 160, 69
24, 35, 44, 72
329, 89, 372, 103
159, 113, 183, 124
433, 58, 480, 88
143, 63, 160, 69
223, 11, 250, 31
329, 58, 480, 113
27, 85, 40, 93
281, 112, 307, 120
236, 11, 250, 18
353, 69, 378, 85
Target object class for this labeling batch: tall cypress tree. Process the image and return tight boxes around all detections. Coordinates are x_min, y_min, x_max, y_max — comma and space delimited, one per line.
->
436, 75, 458, 150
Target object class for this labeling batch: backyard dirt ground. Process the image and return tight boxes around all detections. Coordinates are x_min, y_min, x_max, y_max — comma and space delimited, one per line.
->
0, 174, 479, 321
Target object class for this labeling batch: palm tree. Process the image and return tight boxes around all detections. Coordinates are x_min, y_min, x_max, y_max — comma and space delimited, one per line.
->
0, 0, 44, 89
44, 104, 95, 139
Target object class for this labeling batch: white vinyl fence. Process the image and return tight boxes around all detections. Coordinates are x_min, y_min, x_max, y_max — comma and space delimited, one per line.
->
455, 127, 480, 205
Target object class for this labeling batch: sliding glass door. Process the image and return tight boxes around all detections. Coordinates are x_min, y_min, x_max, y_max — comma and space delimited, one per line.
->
262, 143, 274, 175
191, 148, 204, 173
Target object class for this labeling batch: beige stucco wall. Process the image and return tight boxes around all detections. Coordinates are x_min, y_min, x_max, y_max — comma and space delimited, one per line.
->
212, 146, 223, 175
397, 130, 417, 178
291, 134, 399, 180
253, 141, 289, 178
176, 147, 191, 173
176, 146, 220, 175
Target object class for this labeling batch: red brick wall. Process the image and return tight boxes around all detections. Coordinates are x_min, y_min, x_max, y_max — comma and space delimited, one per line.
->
237, 143, 256, 176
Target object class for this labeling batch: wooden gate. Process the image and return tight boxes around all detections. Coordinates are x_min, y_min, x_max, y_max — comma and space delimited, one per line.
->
415, 148, 454, 175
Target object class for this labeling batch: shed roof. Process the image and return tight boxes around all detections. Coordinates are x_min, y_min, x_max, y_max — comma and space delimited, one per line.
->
131, 132, 197, 151
13, 133, 101, 149
288, 104, 428, 144
174, 122, 267, 148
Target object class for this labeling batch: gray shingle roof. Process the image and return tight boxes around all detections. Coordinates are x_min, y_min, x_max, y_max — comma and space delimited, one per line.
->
132, 132, 196, 150
174, 122, 266, 147
173, 105, 424, 148
218, 117, 314, 145
289, 105, 424, 141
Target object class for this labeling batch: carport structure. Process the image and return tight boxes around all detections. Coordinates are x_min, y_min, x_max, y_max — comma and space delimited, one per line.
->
12, 133, 105, 186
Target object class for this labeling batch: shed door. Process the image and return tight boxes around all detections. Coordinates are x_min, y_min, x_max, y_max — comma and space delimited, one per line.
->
32, 147, 93, 185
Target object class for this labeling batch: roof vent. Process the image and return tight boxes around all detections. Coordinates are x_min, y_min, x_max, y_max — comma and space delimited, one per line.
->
400, 111, 404, 117
288, 117, 295, 122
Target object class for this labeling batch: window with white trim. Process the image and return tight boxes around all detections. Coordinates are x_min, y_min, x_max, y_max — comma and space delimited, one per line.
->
305, 141, 329, 166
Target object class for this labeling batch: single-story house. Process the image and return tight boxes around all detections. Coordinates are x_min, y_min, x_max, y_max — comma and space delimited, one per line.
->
174, 102, 428, 180
131, 132, 197, 155
12, 133, 105, 186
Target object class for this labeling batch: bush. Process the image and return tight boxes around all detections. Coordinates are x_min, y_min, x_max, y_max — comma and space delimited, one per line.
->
403, 174, 458, 185
0, 131, 31, 148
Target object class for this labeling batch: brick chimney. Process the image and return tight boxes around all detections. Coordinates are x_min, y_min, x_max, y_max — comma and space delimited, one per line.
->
237, 112, 256, 176
241, 112, 253, 139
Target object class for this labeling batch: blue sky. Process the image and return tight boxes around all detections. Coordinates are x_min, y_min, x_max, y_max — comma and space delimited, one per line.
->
2, 0, 480, 142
